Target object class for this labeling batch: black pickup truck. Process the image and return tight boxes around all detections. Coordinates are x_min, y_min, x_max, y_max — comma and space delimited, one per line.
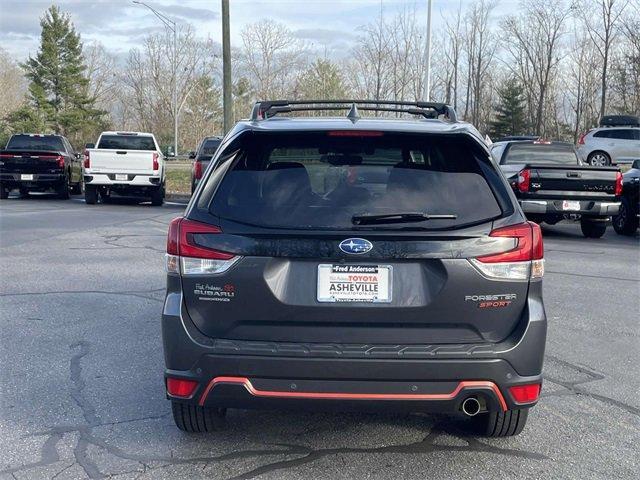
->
491, 140, 622, 238
0, 134, 83, 199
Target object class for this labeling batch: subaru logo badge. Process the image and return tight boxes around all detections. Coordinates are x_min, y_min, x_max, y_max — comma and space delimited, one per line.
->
339, 238, 373, 254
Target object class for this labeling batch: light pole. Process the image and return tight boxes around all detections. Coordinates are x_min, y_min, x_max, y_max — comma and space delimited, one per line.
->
423, 0, 433, 101
133, 1, 178, 157
221, 0, 233, 133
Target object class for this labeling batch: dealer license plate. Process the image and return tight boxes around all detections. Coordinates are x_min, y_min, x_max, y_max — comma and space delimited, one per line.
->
562, 200, 580, 211
317, 264, 392, 303
115, 174, 128, 181
20, 174, 34, 181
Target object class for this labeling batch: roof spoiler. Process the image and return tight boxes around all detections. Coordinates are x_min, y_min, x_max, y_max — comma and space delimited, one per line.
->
250, 100, 458, 123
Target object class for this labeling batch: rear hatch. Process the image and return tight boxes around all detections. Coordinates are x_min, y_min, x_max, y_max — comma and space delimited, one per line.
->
177, 130, 533, 346
90, 134, 157, 173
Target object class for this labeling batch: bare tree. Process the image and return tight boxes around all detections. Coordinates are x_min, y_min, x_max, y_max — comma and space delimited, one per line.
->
502, 0, 571, 136
0, 48, 27, 121
239, 20, 306, 100
578, 0, 630, 118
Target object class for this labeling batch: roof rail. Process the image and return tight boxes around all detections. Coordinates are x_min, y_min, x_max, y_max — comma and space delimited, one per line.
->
250, 99, 458, 122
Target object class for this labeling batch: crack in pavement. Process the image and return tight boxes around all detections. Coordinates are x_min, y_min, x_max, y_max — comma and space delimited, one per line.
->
545, 270, 638, 283
542, 354, 640, 416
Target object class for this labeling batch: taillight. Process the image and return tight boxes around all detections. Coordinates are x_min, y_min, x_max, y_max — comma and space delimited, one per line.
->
57, 155, 65, 169
152, 152, 159, 171
509, 383, 541, 404
469, 222, 544, 280
615, 171, 623, 196
577, 130, 590, 145
166, 377, 198, 398
517, 169, 530, 193
83, 150, 90, 169
165, 217, 239, 275
194, 160, 203, 179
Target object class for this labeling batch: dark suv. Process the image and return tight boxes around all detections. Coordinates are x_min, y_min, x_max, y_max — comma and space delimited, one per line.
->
162, 100, 546, 437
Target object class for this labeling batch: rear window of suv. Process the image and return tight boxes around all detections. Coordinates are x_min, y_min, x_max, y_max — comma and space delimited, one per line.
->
502, 143, 578, 165
97, 135, 156, 150
207, 131, 505, 230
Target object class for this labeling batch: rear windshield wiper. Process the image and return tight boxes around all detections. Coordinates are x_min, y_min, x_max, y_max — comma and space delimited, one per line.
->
352, 212, 458, 225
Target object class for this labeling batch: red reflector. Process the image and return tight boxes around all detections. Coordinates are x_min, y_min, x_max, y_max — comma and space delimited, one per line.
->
166, 217, 233, 259
477, 222, 543, 263
614, 171, 623, 196
509, 383, 541, 403
166, 377, 198, 398
194, 160, 203, 179
327, 130, 384, 137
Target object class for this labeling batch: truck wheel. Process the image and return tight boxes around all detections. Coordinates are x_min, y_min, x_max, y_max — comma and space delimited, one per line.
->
85, 185, 98, 205
613, 197, 639, 236
171, 402, 226, 432
469, 408, 529, 437
587, 151, 610, 166
0, 186, 9, 199
151, 185, 165, 206
56, 176, 70, 199
580, 218, 607, 238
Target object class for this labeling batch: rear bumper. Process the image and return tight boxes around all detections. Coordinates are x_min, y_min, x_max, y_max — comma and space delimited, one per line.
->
0, 173, 64, 188
520, 199, 620, 216
162, 281, 547, 414
84, 172, 162, 186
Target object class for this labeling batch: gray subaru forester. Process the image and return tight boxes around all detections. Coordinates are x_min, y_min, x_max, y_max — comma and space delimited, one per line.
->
162, 100, 546, 437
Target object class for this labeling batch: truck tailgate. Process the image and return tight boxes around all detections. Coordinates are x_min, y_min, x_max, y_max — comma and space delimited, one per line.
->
88, 150, 155, 173
525, 165, 619, 200
0, 150, 63, 174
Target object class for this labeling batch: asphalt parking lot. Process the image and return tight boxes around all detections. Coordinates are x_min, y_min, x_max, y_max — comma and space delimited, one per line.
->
0, 195, 638, 480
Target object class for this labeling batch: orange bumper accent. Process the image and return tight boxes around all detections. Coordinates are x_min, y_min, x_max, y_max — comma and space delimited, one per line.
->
198, 376, 508, 411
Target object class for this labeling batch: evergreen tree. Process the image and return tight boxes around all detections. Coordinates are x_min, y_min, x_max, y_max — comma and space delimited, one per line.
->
13, 5, 105, 142
489, 78, 528, 140
297, 59, 350, 101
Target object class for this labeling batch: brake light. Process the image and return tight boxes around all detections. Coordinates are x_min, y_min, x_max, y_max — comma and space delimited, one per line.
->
194, 160, 203, 179
327, 131, 384, 137
470, 222, 544, 280
517, 169, 530, 193
509, 383, 541, 403
615, 171, 623, 196
57, 155, 65, 168
166, 377, 198, 398
152, 152, 159, 171
83, 150, 90, 169
165, 217, 238, 275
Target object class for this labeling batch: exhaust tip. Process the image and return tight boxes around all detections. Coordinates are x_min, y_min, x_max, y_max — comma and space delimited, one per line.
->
461, 396, 481, 417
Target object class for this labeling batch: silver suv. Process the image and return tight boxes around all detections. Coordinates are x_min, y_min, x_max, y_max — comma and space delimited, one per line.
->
578, 125, 640, 166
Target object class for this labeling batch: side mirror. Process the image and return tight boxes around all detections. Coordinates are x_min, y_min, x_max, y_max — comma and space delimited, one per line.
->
85, 143, 95, 149
188, 151, 196, 159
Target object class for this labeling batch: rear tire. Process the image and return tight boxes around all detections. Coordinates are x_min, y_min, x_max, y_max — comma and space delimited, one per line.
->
0, 186, 9, 199
469, 408, 529, 437
580, 218, 607, 238
612, 197, 639, 236
151, 185, 165, 206
171, 402, 226, 433
56, 177, 70, 199
587, 151, 611, 166
85, 185, 98, 205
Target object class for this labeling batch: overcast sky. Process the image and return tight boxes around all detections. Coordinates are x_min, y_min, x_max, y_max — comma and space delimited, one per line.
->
0, 0, 514, 62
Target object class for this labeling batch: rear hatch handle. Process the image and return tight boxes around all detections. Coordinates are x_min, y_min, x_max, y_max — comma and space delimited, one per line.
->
116, 151, 128, 155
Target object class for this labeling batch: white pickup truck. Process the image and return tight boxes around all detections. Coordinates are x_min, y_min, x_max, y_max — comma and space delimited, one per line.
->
83, 131, 165, 206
